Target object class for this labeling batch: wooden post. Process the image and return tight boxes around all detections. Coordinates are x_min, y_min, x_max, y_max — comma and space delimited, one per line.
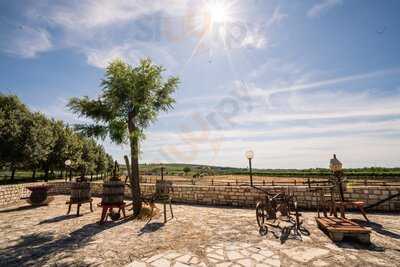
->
124, 155, 131, 184
249, 158, 253, 186
161, 165, 166, 223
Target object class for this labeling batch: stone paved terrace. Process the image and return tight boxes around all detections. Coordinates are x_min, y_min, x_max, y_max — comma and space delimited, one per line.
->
0, 196, 399, 267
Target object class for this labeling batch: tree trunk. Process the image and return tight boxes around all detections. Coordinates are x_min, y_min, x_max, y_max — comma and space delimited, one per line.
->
10, 166, 16, 181
60, 170, 63, 178
44, 166, 49, 182
130, 137, 142, 215
32, 169, 36, 180
128, 113, 142, 216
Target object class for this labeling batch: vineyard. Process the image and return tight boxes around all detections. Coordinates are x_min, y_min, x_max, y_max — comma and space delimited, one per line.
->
138, 163, 400, 180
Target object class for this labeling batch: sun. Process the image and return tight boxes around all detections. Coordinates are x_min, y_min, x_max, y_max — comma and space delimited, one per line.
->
206, 1, 230, 24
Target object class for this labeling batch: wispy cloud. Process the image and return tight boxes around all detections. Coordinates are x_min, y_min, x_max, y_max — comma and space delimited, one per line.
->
246, 67, 400, 97
240, 30, 268, 49
146, 118, 400, 143
21, 0, 186, 68
233, 106, 400, 124
0, 25, 52, 58
267, 6, 288, 26
238, 6, 286, 50
140, 129, 400, 168
43, 0, 181, 30
307, 0, 342, 18
83, 42, 178, 69
249, 59, 305, 79
85, 45, 142, 69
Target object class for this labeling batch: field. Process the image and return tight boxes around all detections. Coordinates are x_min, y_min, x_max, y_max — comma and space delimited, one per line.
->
140, 174, 400, 187
2, 163, 400, 186
138, 163, 400, 179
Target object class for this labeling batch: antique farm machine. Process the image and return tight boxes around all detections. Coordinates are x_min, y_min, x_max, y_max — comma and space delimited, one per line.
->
255, 188, 306, 239
245, 151, 307, 241
311, 154, 371, 244
98, 161, 127, 223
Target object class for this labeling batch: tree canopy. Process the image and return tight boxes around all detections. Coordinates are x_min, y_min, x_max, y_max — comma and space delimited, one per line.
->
68, 58, 179, 215
0, 93, 113, 182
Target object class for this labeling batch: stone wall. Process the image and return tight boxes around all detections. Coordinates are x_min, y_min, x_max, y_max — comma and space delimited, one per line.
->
1, 182, 400, 212
0, 183, 42, 207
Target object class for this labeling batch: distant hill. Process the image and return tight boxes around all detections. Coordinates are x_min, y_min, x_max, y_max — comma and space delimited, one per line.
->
119, 163, 400, 179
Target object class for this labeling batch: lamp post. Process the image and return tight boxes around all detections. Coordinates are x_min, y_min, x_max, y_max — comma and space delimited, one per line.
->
329, 154, 345, 202
64, 159, 72, 182
160, 164, 165, 181
245, 150, 254, 186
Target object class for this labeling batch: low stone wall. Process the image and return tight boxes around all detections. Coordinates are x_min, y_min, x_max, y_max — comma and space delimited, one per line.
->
1, 182, 400, 212
0, 183, 43, 207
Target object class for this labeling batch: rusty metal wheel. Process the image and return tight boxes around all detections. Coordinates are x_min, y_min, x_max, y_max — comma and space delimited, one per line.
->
259, 225, 268, 236
256, 201, 265, 228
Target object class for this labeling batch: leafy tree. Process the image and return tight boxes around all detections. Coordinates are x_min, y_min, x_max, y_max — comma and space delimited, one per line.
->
68, 58, 179, 215
183, 166, 191, 175
77, 137, 97, 178
22, 112, 55, 181
94, 144, 107, 179
105, 153, 114, 177
42, 120, 67, 179
0, 94, 31, 180
64, 128, 84, 180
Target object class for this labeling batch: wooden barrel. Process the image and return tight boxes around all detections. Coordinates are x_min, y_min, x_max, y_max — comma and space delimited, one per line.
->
102, 180, 125, 204
70, 182, 91, 203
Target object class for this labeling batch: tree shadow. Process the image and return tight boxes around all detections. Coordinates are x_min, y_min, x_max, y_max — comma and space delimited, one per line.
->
38, 214, 77, 224
352, 219, 400, 240
0, 205, 44, 213
0, 218, 133, 266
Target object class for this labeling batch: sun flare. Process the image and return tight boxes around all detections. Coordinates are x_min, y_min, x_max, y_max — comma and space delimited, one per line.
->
206, 1, 230, 24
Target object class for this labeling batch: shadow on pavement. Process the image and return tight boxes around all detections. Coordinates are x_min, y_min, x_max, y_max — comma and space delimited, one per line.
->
138, 222, 165, 236
0, 218, 133, 267
0, 205, 44, 213
352, 219, 400, 240
38, 214, 77, 224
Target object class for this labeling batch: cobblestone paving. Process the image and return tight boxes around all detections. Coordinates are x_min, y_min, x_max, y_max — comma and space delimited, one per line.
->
0, 196, 399, 267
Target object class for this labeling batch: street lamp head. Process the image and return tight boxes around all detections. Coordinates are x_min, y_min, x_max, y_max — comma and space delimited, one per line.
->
329, 154, 342, 172
64, 159, 72, 166
245, 150, 254, 160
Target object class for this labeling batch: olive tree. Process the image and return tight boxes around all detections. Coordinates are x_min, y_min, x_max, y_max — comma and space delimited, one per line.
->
68, 58, 179, 215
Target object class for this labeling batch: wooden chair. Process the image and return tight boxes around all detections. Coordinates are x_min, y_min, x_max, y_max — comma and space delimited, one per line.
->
142, 180, 174, 223
329, 180, 369, 222
316, 186, 335, 218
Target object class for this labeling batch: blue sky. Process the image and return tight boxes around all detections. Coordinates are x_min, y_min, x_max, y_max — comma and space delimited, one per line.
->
1, 0, 400, 168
